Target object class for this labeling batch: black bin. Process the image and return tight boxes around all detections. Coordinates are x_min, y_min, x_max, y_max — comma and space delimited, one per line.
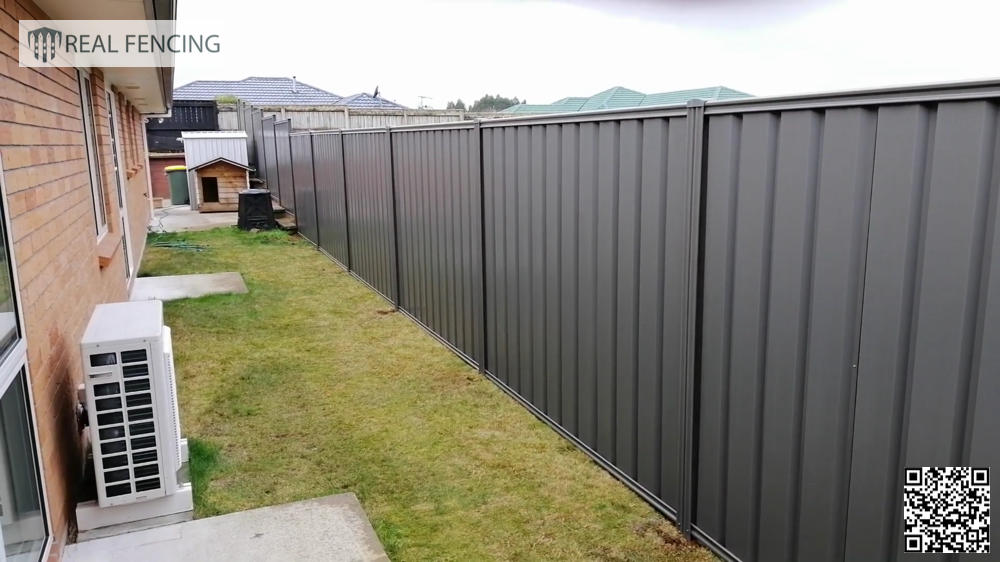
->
237, 189, 276, 230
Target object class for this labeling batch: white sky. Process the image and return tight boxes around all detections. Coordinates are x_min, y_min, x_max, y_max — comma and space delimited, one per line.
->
174, 0, 1000, 109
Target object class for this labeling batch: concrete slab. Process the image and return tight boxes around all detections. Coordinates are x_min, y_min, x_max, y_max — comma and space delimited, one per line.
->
150, 204, 237, 233
131, 272, 248, 301
64, 494, 389, 562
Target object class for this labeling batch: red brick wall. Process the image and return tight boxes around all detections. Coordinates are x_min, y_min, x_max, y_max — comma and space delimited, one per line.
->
0, 0, 154, 557
149, 156, 185, 201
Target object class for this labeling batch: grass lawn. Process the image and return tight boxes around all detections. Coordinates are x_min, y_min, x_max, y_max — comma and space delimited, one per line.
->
140, 228, 712, 561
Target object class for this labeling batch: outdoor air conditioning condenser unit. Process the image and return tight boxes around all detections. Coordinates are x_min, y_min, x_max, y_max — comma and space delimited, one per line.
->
77, 300, 193, 532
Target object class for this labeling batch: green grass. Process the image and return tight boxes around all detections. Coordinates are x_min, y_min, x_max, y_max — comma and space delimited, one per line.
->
187, 438, 221, 510
141, 228, 712, 561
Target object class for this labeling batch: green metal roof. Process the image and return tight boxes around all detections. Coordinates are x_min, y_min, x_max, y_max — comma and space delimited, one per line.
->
500, 85, 750, 114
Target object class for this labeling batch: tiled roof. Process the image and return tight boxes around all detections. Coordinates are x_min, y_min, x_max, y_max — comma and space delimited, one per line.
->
335, 93, 408, 110
173, 77, 342, 106
579, 86, 646, 111
639, 86, 750, 106
500, 85, 751, 114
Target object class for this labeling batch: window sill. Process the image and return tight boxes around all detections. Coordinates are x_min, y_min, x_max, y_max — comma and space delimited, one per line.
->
96, 233, 121, 268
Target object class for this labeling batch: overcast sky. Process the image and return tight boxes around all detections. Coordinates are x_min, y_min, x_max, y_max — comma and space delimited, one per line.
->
173, 0, 1000, 109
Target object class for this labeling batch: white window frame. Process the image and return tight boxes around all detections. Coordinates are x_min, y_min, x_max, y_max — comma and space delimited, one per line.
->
103, 87, 134, 280
0, 154, 52, 561
77, 69, 108, 239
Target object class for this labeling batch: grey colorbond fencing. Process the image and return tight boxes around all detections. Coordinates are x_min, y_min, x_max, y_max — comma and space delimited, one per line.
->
241, 80, 1000, 562
290, 133, 318, 244
250, 108, 265, 175
394, 125, 484, 364
312, 132, 351, 266
341, 131, 398, 302
275, 119, 295, 212
237, 100, 256, 169
261, 115, 279, 205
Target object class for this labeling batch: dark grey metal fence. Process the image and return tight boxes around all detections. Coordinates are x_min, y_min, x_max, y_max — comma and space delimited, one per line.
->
482, 112, 697, 518
239, 80, 1000, 562
393, 125, 484, 364
312, 132, 351, 267
241, 101, 256, 169
275, 119, 295, 212
290, 133, 318, 245
261, 115, 279, 204
342, 130, 397, 302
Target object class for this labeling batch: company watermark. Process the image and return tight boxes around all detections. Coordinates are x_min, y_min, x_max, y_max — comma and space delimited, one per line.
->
19, 20, 219, 67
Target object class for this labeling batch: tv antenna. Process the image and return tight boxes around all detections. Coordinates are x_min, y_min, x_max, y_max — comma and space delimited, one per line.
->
417, 95, 432, 109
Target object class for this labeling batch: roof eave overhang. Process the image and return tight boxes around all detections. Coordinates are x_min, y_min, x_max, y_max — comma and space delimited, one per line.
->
31, 0, 176, 115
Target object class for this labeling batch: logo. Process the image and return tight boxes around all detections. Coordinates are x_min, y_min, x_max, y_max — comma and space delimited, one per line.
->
27, 26, 61, 63
19, 20, 218, 68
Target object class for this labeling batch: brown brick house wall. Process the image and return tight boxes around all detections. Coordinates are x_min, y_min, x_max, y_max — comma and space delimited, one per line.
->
1, 0, 154, 557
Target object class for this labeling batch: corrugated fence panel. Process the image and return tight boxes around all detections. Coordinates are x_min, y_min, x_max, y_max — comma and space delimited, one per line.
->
695, 97, 1000, 562
845, 99, 1000, 562
275, 120, 295, 212
697, 107, 878, 561
481, 115, 692, 515
243, 103, 256, 169
291, 134, 319, 245
312, 133, 350, 266
252, 109, 265, 176
261, 116, 279, 202
392, 127, 482, 364
343, 131, 397, 302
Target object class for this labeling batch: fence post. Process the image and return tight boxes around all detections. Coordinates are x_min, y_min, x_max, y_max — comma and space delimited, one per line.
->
308, 132, 321, 250
340, 132, 352, 271
387, 126, 402, 309
286, 119, 297, 215
678, 99, 706, 538
474, 120, 487, 374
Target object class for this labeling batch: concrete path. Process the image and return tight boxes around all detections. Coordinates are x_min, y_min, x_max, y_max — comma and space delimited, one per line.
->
64, 494, 389, 562
150, 204, 237, 233
131, 272, 248, 301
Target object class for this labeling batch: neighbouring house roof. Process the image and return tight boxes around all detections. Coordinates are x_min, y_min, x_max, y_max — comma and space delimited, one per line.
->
174, 77, 342, 106
335, 93, 407, 110
173, 77, 410, 110
190, 157, 253, 172
500, 86, 751, 115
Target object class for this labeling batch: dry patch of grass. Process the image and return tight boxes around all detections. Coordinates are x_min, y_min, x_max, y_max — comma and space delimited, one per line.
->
141, 228, 713, 561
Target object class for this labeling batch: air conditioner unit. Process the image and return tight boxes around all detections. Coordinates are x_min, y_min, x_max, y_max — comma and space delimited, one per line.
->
77, 300, 192, 531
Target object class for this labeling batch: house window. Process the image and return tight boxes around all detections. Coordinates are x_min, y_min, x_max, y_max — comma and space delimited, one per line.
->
202, 177, 219, 203
77, 70, 108, 237
0, 157, 48, 561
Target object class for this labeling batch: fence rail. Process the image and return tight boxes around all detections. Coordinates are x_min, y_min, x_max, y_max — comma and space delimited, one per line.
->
241, 81, 1000, 562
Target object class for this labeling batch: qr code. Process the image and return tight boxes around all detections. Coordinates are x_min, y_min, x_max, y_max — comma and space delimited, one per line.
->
904, 467, 990, 553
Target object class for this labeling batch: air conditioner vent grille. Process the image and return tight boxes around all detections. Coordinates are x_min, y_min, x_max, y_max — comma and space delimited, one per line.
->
86, 347, 166, 505
106, 483, 131, 497
95, 397, 121, 411
122, 364, 149, 378
124, 379, 150, 393
121, 349, 147, 363
135, 478, 161, 492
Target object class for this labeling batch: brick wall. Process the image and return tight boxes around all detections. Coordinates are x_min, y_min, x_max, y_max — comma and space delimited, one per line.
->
0, 0, 154, 557
149, 155, 185, 202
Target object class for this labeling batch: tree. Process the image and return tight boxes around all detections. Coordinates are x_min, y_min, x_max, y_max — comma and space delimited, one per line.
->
468, 94, 522, 112
446, 99, 466, 110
